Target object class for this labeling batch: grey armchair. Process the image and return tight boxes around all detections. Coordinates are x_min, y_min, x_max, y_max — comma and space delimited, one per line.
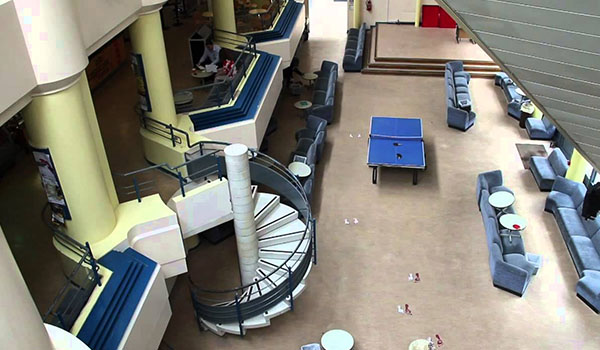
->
476, 170, 514, 206
295, 115, 327, 141
290, 137, 318, 166
526, 117, 556, 140
529, 148, 568, 191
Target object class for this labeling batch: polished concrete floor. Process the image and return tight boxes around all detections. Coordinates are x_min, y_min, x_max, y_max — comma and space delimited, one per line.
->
2, 1, 600, 349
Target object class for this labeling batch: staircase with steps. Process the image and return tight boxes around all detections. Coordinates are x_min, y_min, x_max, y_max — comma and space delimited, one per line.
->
191, 191, 314, 336
76, 249, 166, 350
247, 0, 305, 43
361, 23, 500, 78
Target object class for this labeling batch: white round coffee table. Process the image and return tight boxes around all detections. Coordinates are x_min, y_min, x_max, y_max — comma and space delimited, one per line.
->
499, 214, 527, 231
499, 213, 527, 243
294, 100, 312, 110
408, 339, 431, 350
174, 91, 194, 106
488, 191, 515, 213
288, 162, 311, 178
303, 72, 318, 86
321, 329, 354, 350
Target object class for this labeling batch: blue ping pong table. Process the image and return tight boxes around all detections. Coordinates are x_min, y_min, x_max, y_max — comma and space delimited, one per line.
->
367, 117, 426, 185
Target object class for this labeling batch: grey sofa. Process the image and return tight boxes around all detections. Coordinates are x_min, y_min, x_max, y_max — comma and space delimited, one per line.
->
478, 171, 537, 296
306, 61, 338, 123
445, 61, 476, 131
494, 72, 523, 119
343, 23, 366, 72
526, 117, 556, 140
529, 148, 568, 191
545, 176, 600, 312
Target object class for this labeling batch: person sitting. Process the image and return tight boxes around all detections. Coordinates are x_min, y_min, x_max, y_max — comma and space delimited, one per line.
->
283, 57, 304, 87
196, 39, 222, 69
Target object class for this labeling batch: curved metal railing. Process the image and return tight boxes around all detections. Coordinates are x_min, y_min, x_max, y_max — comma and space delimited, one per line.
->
116, 119, 317, 332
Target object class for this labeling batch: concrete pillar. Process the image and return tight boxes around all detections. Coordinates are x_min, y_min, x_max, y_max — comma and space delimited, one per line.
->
23, 75, 117, 244
0, 228, 55, 350
212, 0, 237, 33
129, 9, 178, 126
79, 73, 119, 209
353, 0, 362, 29
566, 149, 588, 183
224, 144, 258, 286
414, 0, 423, 27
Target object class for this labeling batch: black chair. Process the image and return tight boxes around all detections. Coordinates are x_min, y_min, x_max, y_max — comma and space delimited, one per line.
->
290, 137, 318, 166
295, 115, 327, 141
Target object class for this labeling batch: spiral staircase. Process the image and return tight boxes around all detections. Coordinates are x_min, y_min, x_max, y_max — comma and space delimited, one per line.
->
191, 190, 313, 336
178, 142, 316, 337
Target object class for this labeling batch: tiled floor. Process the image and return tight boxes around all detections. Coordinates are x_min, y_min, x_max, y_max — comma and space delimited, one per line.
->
2, 1, 600, 349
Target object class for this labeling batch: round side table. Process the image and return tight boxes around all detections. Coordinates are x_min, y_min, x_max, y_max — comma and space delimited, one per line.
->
321, 329, 354, 350
488, 191, 515, 215
294, 100, 312, 110
294, 100, 312, 118
191, 70, 214, 84
174, 91, 194, 106
288, 161, 312, 178
408, 339, 431, 350
499, 213, 528, 243
303, 72, 318, 87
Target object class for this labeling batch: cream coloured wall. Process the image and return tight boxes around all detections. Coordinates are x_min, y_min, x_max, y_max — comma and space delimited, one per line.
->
0, 1, 35, 124
358, 0, 438, 26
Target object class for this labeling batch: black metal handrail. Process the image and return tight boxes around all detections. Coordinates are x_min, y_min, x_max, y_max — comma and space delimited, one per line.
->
42, 204, 102, 331
129, 116, 316, 331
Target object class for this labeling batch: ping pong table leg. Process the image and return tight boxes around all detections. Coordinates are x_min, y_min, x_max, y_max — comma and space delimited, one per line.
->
371, 166, 378, 184
413, 169, 418, 185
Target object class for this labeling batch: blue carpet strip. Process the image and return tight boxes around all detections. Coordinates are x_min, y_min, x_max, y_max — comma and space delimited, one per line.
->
77, 249, 157, 350
248, 1, 304, 43
189, 51, 280, 131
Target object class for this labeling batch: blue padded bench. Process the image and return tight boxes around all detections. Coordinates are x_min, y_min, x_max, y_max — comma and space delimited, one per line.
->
545, 176, 600, 313
305, 60, 338, 123
477, 170, 537, 296
494, 72, 523, 119
445, 61, 476, 131
343, 23, 366, 72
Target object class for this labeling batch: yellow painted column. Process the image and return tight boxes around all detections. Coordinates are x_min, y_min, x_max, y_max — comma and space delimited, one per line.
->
79, 74, 119, 209
414, 0, 423, 27
566, 149, 588, 183
532, 102, 543, 119
353, 0, 362, 29
129, 10, 178, 126
212, 0, 237, 33
23, 75, 117, 244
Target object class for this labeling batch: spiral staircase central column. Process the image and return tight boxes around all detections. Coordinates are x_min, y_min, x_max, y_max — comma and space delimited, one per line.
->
224, 144, 259, 286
